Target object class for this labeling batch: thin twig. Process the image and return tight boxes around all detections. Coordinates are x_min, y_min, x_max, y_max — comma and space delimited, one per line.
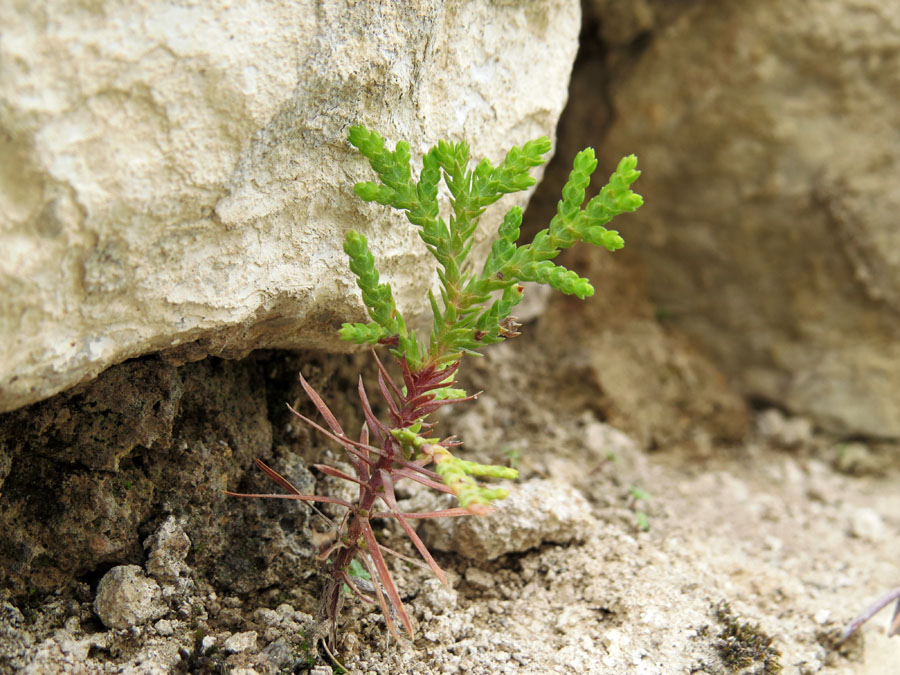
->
842, 585, 900, 640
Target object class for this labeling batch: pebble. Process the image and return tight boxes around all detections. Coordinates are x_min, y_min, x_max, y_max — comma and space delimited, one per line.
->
464, 567, 495, 589
423, 479, 593, 560
144, 516, 191, 581
224, 630, 258, 653
254, 607, 281, 626
848, 507, 887, 542
757, 409, 813, 447
154, 619, 174, 636
93, 565, 167, 629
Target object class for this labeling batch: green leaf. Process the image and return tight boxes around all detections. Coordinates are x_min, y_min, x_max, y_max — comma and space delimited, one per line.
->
347, 124, 641, 373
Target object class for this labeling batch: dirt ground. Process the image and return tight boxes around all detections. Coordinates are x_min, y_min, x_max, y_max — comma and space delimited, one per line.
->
2, 336, 898, 675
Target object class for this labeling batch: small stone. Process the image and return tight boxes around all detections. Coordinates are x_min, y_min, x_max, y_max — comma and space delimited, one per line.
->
423, 479, 593, 560
224, 630, 258, 654
154, 619, 174, 636
201, 635, 216, 653
275, 603, 295, 618
94, 565, 167, 629
254, 607, 280, 626
310, 667, 333, 675
417, 578, 458, 614
814, 609, 831, 625
464, 567, 495, 589
835, 442, 883, 476
144, 516, 191, 581
757, 409, 813, 447
261, 639, 293, 670
848, 507, 887, 542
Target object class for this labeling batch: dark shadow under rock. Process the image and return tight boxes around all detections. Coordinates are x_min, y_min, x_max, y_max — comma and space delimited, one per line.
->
0, 353, 327, 599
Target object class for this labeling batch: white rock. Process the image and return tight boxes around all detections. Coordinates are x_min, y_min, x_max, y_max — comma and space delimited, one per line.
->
464, 567, 496, 589
0, 0, 581, 412
144, 516, 191, 582
848, 507, 887, 542
93, 565, 167, 629
224, 631, 258, 654
424, 479, 593, 560
417, 578, 459, 614
153, 619, 174, 637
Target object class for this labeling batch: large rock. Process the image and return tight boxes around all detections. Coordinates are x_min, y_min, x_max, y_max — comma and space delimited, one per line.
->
0, 0, 580, 412
595, 1, 900, 437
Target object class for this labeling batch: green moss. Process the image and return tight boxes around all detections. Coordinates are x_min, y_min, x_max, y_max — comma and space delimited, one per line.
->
714, 602, 783, 674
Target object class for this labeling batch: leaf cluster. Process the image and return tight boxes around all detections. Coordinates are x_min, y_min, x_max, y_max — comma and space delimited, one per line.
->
340, 125, 643, 369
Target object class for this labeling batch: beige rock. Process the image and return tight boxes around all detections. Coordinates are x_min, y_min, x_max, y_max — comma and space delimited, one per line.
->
0, 0, 581, 412
423, 479, 592, 560
93, 565, 166, 629
594, 1, 900, 437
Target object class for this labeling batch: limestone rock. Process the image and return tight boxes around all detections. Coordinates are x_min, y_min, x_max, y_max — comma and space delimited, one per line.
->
223, 631, 258, 654
94, 565, 167, 629
595, 1, 900, 437
423, 479, 592, 560
144, 516, 191, 584
0, 0, 581, 412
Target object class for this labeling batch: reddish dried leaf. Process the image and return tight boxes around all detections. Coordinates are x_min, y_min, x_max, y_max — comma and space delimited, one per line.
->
378, 469, 447, 585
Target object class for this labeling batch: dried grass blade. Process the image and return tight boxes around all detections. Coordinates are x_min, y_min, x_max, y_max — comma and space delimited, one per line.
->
376, 370, 402, 426
378, 469, 447, 585
371, 507, 478, 519
297, 373, 345, 435
338, 570, 376, 606
222, 491, 354, 509
391, 467, 454, 494
361, 521, 413, 636
842, 585, 900, 640
287, 405, 376, 472
312, 463, 368, 488
251, 457, 303, 495
372, 349, 403, 399
372, 542, 432, 572
890, 598, 900, 637
358, 377, 390, 444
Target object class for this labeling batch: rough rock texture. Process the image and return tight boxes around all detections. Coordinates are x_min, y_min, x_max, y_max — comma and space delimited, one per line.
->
0, 0, 580, 412
0, 352, 326, 597
591, 0, 900, 437
423, 479, 593, 560
144, 516, 191, 584
94, 565, 167, 629
534, 246, 749, 450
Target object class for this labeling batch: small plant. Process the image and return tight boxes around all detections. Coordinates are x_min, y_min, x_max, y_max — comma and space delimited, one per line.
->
629, 485, 652, 532
226, 125, 642, 646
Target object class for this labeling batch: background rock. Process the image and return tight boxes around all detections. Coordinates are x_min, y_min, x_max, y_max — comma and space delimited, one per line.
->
0, 0, 580, 413
587, 0, 900, 437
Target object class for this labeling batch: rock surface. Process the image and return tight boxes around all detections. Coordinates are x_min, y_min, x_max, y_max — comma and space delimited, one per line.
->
94, 565, 167, 629
0, 0, 580, 412
592, 1, 900, 437
423, 479, 593, 560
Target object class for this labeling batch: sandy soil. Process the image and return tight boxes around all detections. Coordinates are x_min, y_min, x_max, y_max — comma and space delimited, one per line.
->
2, 339, 898, 675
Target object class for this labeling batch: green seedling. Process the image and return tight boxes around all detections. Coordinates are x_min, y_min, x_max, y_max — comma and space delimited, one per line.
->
227, 125, 642, 646
629, 485, 652, 532
502, 446, 521, 470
